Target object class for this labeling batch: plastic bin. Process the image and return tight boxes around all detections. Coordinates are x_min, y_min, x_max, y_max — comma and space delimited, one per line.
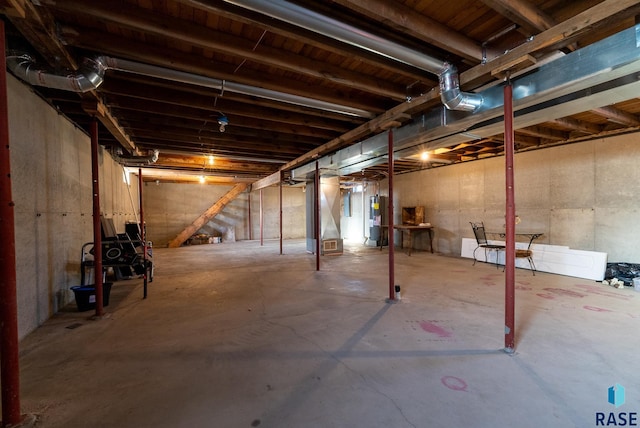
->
70, 283, 112, 312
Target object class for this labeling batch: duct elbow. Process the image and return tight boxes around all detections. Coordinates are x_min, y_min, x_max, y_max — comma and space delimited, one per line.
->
150, 149, 159, 163
114, 149, 160, 166
439, 63, 483, 112
441, 90, 484, 112
6, 53, 107, 93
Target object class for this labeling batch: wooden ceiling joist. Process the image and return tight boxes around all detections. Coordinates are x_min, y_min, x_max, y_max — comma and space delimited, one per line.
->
479, 0, 556, 33
591, 106, 640, 127
329, 0, 486, 62
6, 0, 640, 182
549, 118, 602, 134
0, 0, 26, 18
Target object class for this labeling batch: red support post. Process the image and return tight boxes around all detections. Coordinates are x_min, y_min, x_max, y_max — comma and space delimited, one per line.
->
248, 191, 252, 240
259, 189, 264, 246
504, 80, 516, 353
90, 119, 104, 316
138, 168, 147, 299
315, 161, 320, 271
0, 20, 22, 427
388, 129, 396, 301
279, 171, 283, 255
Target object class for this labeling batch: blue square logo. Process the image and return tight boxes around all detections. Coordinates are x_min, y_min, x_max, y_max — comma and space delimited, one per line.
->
608, 383, 625, 408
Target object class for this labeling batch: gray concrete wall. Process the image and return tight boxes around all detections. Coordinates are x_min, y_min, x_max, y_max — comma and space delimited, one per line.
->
391, 135, 640, 262
143, 183, 305, 247
13, 56, 640, 341
9, 76, 140, 339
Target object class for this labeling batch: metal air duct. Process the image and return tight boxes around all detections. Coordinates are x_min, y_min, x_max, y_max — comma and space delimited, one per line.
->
439, 63, 483, 112
6, 54, 107, 93
223, 0, 482, 111
291, 24, 640, 179
7, 53, 374, 118
112, 149, 160, 166
104, 57, 374, 118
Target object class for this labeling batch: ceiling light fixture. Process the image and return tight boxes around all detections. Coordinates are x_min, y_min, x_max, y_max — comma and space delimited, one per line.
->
199, 175, 206, 184
421, 151, 430, 161
208, 155, 215, 165
217, 114, 229, 132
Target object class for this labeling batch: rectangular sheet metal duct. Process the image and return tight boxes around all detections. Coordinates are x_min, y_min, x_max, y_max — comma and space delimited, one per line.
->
291, 24, 640, 179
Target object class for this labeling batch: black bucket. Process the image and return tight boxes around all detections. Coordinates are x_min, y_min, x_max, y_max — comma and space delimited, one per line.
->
70, 283, 113, 312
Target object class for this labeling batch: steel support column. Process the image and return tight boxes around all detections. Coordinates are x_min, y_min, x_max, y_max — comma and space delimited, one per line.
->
279, 171, 283, 255
248, 190, 252, 240
388, 130, 396, 301
0, 20, 22, 428
91, 119, 104, 316
259, 189, 263, 246
315, 161, 320, 271
504, 80, 516, 353
138, 168, 147, 299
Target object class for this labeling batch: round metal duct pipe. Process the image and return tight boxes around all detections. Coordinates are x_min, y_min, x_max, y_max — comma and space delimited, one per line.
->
7, 53, 374, 118
223, 0, 445, 74
223, 0, 483, 111
6, 54, 108, 93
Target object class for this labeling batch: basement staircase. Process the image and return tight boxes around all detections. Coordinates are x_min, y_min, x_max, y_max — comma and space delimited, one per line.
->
167, 183, 249, 248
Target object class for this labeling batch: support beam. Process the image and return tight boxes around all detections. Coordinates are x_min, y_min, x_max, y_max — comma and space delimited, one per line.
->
173, 0, 428, 84
549, 117, 602, 134
253, 171, 282, 191
315, 161, 320, 271
90, 119, 104, 317
280, 93, 433, 173
516, 126, 568, 140
248, 192, 253, 240
331, 0, 486, 62
259, 189, 264, 247
387, 129, 396, 301
5, 0, 77, 68
52, 0, 409, 99
0, 20, 22, 428
504, 81, 516, 353
461, 0, 640, 85
167, 183, 249, 248
279, 171, 283, 255
3, 0, 141, 156
138, 168, 147, 299
480, 0, 555, 33
591, 106, 640, 126
280, 0, 640, 176
83, 99, 137, 153
0, 0, 26, 17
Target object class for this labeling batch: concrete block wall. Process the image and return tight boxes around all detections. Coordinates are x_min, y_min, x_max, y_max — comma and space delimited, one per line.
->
249, 186, 306, 241
143, 183, 305, 247
390, 135, 640, 262
8, 76, 141, 338
277, 186, 306, 239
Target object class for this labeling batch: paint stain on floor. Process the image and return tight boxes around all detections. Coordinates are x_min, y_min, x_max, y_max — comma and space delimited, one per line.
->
419, 321, 453, 338
543, 288, 586, 298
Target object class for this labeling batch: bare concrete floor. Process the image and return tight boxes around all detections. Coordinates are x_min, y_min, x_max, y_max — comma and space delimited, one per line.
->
12, 239, 640, 427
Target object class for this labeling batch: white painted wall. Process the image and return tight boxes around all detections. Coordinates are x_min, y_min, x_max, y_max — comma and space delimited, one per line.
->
9, 76, 140, 338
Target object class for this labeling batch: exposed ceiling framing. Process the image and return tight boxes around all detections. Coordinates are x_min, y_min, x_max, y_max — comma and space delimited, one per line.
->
3, 0, 640, 184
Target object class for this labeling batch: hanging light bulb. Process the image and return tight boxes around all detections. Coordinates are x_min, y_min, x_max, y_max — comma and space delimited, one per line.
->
208, 155, 215, 165
217, 114, 229, 132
